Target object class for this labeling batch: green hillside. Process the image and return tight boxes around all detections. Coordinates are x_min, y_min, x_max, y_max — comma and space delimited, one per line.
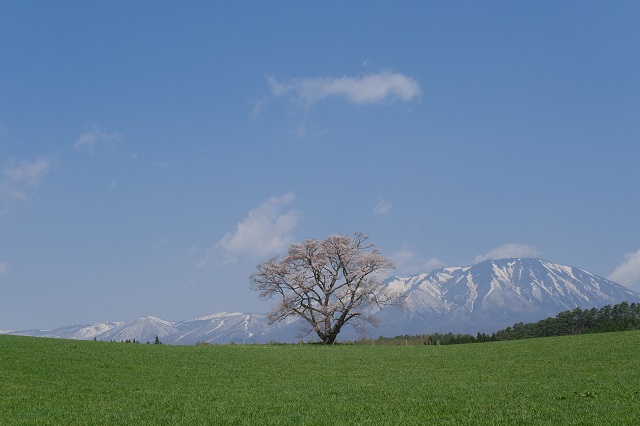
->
1, 332, 639, 425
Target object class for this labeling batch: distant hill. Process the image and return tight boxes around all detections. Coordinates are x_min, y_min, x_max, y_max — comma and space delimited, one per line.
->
4, 258, 639, 344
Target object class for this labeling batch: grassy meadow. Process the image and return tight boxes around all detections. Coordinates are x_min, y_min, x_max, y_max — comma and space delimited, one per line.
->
1, 331, 639, 425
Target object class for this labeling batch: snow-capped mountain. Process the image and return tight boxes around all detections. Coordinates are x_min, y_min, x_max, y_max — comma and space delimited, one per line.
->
2, 312, 304, 345
3, 322, 124, 340
4, 258, 639, 343
170, 312, 301, 345
376, 258, 640, 335
96, 316, 179, 343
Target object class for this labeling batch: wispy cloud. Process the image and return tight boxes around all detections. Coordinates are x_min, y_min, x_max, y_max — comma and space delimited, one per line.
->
200, 192, 300, 266
153, 161, 171, 171
473, 243, 542, 263
74, 125, 122, 153
151, 238, 169, 251
0, 261, 9, 275
251, 96, 269, 118
608, 249, 640, 290
289, 120, 324, 140
1, 156, 56, 208
2, 157, 54, 186
373, 193, 391, 215
268, 70, 421, 106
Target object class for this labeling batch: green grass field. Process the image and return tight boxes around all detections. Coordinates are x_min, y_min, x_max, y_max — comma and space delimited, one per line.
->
1, 331, 639, 425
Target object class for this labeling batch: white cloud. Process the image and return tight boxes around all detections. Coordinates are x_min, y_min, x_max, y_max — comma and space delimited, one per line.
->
425, 257, 447, 271
269, 71, 421, 106
3, 157, 54, 186
213, 192, 300, 263
391, 245, 447, 276
373, 194, 391, 215
0, 261, 8, 275
608, 249, 640, 290
391, 248, 417, 271
473, 243, 542, 263
74, 125, 122, 152
1, 156, 56, 206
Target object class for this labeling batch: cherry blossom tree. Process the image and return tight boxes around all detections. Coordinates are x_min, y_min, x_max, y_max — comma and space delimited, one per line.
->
250, 233, 398, 344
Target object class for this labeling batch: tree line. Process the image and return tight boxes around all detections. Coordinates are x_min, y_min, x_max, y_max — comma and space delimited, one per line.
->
95, 335, 163, 344
369, 301, 640, 345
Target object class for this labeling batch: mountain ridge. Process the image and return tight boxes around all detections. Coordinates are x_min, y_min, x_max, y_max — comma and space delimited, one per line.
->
4, 258, 639, 344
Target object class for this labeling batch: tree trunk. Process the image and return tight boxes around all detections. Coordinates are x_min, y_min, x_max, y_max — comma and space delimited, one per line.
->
323, 333, 338, 344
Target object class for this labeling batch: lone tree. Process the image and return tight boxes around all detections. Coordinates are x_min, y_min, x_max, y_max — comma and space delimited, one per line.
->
250, 232, 397, 344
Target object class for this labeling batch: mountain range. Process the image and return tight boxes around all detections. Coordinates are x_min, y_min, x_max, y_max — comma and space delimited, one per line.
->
4, 258, 639, 344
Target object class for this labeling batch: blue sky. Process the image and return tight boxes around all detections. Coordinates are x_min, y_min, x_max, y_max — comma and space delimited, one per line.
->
2, 2, 640, 330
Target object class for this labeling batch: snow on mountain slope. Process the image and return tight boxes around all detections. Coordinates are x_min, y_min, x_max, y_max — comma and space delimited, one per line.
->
3, 322, 123, 340
170, 312, 267, 345
4, 258, 639, 343
168, 312, 302, 345
375, 258, 640, 335
96, 316, 179, 343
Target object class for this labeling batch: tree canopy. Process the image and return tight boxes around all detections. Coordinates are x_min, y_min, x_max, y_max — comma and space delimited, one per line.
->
250, 233, 397, 344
